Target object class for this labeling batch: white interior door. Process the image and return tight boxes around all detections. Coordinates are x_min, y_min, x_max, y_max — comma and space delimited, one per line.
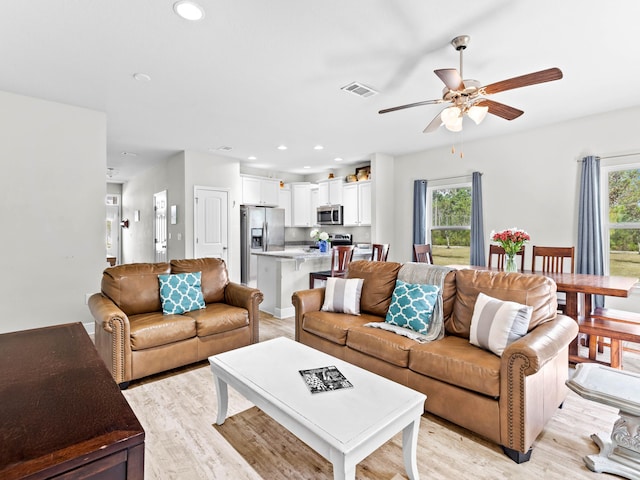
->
154, 190, 167, 263
194, 187, 228, 263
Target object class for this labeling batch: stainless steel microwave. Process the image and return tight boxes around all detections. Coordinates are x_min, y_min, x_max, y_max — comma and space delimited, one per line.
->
317, 205, 343, 225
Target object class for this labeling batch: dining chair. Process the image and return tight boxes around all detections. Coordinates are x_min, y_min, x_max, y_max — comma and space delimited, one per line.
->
487, 244, 526, 271
413, 244, 433, 264
309, 245, 355, 288
531, 246, 575, 273
531, 246, 575, 313
371, 243, 390, 262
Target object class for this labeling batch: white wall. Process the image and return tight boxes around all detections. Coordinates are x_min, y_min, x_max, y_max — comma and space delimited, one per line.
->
0, 91, 106, 333
121, 152, 186, 263
370, 153, 395, 258
393, 105, 640, 310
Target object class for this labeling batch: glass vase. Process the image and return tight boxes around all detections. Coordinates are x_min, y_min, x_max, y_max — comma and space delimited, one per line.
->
505, 254, 517, 272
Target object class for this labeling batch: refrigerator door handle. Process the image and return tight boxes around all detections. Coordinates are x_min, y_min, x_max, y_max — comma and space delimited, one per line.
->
263, 221, 268, 251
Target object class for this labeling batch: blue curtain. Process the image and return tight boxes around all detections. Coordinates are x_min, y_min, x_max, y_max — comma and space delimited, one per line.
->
577, 156, 604, 308
413, 180, 428, 258
470, 172, 485, 266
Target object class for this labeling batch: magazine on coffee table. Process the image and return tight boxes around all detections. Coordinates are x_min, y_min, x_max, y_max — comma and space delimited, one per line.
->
299, 365, 353, 394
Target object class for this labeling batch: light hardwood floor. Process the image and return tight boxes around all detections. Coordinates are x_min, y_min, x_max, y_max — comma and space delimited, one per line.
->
122, 314, 637, 479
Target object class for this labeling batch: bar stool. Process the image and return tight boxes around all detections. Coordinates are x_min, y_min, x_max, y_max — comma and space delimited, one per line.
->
371, 244, 389, 261
309, 245, 355, 289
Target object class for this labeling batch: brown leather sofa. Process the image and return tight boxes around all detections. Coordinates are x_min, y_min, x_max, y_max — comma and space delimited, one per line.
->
292, 260, 579, 463
89, 258, 263, 388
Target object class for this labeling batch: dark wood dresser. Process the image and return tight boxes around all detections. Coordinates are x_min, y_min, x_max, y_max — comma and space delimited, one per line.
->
0, 322, 144, 479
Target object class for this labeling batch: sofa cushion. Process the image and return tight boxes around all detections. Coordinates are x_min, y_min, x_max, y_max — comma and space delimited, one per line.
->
322, 277, 364, 315
346, 260, 402, 317
385, 280, 440, 335
409, 335, 501, 397
170, 258, 229, 304
185, 303, 249, 337
129, 312, 196, 350
158, 272, 206, 315
347, 324, 415, 368
302, 311, 377, 345
102, 262, 171, 316
448, 269, 558, 339
469, 293, 532, 356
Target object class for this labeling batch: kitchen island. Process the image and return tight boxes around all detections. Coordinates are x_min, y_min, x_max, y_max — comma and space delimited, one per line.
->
255, 248, 371, 319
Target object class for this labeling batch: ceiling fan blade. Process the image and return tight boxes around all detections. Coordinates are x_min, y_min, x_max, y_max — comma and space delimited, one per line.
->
475, 99, 524, 120
434, 68, 464, 91
423, 112, 444, 133
378, 99, 443, 114
481, 67, 563, 95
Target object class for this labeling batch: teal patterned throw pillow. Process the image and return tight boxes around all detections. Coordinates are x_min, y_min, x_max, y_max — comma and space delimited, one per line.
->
385, 280, 440, 335
158, 272, 206, 315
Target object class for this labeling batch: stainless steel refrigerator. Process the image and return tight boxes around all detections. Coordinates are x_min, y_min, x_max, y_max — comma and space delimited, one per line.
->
240, 206, 285, 287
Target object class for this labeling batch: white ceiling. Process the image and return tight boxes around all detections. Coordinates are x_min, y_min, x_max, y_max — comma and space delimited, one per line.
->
2, 1, 639, 182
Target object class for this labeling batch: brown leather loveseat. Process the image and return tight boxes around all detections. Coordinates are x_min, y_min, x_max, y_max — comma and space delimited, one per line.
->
89, 258, 263, 388
292, 260, 578, 463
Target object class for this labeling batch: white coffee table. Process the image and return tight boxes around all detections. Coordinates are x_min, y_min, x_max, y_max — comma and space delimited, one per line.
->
566, 363, 640, 480
209, 337, 426, 480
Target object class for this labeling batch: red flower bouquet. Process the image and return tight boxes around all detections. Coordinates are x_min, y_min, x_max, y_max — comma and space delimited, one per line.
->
490, 228, 530, 256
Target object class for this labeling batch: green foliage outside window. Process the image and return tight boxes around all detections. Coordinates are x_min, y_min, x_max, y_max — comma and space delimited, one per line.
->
430, 186, 471, 264
608, 169, 640, 276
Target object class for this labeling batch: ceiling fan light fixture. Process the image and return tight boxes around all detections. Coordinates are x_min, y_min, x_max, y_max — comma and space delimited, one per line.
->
441, 106, 461, 130
467, 105, 489, 125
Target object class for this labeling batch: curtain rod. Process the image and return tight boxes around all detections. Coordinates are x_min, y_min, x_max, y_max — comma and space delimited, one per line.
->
578, 152, 640, 161
425, 173, 482, 183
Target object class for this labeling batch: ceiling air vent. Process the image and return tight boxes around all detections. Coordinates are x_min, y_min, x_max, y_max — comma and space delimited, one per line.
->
341, 82, 378, 98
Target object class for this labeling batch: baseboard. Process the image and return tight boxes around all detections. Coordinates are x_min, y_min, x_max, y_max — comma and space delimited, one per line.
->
274, 306, 295, 319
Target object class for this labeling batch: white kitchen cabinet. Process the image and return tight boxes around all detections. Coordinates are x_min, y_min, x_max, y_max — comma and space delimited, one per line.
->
317, 178, 343, 206
342, 181, 371, 226
291, 183, 313, 227
278, 185, 292, 227
310, 186, 319, 226
241, 175, 279, 206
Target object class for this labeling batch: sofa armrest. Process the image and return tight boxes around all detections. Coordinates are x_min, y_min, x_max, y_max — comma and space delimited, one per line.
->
88, 293, 132, 385
501, 314, 579, 376
291, 288, 325, 342
224, 282, 264, 343
499, 314, 578, 453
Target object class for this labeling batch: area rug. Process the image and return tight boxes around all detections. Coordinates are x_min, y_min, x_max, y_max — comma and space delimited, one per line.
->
213, 406, 410, 480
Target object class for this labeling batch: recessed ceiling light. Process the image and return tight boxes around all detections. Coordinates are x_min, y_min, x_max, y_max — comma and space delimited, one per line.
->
217, 146, 232, 151
277, 145, 287, 150
173, 1, 205, 21
334, 157, 343, 162
248, 156, 257, 160
133, 73, 151, 82
314, 145, 324, 150
303, 166, 311, 169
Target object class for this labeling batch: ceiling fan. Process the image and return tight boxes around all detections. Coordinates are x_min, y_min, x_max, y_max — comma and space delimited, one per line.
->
378, 35, 563, 133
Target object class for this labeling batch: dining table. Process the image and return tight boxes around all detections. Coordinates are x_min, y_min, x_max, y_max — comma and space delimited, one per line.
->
447, 265, 639, 361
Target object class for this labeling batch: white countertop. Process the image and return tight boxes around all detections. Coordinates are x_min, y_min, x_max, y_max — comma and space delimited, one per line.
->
253, 248, 372, 260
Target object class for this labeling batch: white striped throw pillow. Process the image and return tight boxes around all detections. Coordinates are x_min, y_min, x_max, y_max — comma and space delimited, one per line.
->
469, 292, 532, 356
321, 277, 364, 315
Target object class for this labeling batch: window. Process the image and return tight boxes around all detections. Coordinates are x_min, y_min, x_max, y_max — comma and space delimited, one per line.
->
427, 182, 471, 265
603, 165, 640, 277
